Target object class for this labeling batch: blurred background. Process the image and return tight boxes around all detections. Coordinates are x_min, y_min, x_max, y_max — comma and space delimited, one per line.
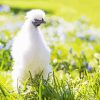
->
0, 0, 100, 70
0, 0, 100, 26
0, 0, 100, 99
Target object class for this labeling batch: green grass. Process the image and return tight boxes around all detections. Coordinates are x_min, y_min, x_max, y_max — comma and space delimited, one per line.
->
0, 0, 100, 26
0, 69, 100, 99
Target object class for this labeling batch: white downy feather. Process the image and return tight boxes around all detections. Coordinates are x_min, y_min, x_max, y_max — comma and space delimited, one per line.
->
11, 9, 52, 90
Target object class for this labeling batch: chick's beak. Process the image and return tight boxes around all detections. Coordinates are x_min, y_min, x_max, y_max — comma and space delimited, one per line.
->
42, 18, 46, 23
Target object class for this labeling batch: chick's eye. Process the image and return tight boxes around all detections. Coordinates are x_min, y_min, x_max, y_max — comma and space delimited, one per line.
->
34, 19, 39, 21
34, 19, 41, 21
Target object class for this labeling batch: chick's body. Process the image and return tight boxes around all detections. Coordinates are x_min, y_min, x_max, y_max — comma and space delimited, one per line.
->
11, 10, 52, 89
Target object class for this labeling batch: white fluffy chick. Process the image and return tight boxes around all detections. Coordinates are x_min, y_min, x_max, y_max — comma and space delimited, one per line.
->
11, 9, 52, 90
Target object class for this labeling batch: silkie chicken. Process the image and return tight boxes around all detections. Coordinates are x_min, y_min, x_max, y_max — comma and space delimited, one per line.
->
11, 9, 52, 91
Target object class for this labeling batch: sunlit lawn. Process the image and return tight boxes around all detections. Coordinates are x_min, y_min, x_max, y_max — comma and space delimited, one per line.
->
0, 0, 100, 26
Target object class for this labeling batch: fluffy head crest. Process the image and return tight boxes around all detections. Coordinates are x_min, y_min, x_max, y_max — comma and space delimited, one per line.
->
26, 9, 45, 20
